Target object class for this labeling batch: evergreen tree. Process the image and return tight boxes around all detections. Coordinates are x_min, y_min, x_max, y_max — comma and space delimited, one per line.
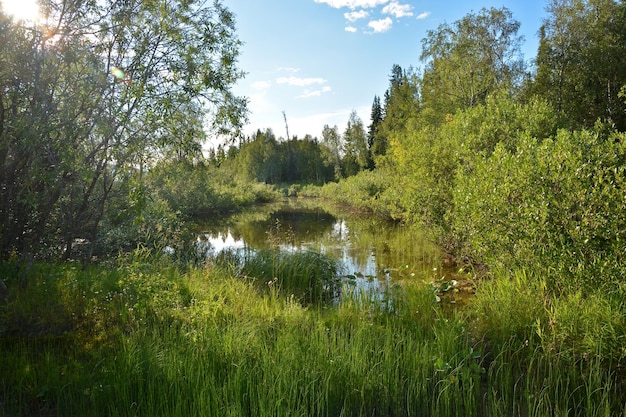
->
376, 65, 421, 165
368, 95, 385, 162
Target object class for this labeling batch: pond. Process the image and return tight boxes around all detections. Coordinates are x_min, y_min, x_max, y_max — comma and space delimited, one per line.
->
192, 198, 469, 303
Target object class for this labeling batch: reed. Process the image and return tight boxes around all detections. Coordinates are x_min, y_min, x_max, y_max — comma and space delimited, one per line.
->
216, 248, 341, 305
1, 256, 625, 416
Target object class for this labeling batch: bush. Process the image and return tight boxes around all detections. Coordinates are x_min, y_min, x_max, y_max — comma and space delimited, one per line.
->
452, 128, 626, 293
147, 161, 280, 216
317, 170, 394, 218
379, 95, 558, 242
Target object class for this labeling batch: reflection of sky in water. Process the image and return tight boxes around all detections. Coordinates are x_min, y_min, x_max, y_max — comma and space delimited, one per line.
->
198, 219, 382, 279
196, 232, 246, 257
331, 220, 349, 241
193, 202, 449, 305
194, 199, 446, 290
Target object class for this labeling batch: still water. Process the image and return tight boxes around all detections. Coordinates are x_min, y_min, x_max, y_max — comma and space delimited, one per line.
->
193, 198, 459, 290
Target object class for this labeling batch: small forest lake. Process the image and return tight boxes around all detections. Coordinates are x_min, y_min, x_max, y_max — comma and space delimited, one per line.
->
192, 198, 469, 304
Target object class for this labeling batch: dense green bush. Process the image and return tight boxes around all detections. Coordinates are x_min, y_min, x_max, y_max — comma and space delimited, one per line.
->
147, 161, 280, 216
99, 188, 185, 257
452, 128, 626, 293
380, 95, 558, 241
317, 169, 395, 218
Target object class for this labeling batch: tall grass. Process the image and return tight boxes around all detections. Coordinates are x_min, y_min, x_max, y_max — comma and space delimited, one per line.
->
1, 255, 625, 416
213, 248, 341, 305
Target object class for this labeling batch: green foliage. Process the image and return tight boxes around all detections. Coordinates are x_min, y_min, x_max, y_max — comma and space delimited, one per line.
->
376, 66, 421, 159
0, 0, 245, 260
379, 95, 558, 243
236, 129, 282, 183
420, 7, 525, 122
146, 160, 280, 217
318, 169, 394, 218
321, 124, 343, 180
368, 95, 384, 160
99, 187, 185, 257
233, 130, 334, 184
342, 110, 371, 176
532, 0, 626, 130
452, 128, 626, 292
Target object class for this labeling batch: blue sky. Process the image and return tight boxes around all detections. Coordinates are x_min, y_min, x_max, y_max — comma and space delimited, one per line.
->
227, 0, 549, 142
0, 0, 549, 143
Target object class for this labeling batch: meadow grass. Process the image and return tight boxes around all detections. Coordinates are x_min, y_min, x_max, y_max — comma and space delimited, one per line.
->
1, 254, 625, 416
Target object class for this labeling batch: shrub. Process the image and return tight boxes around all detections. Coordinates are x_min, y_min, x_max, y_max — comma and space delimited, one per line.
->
379, 95, 558, 243
147, 161, 280, 216
318, 170, 394, 218
452, 128, 626, 293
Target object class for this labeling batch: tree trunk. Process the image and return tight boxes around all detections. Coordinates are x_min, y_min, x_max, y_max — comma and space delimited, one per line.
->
0, 278, 8, 304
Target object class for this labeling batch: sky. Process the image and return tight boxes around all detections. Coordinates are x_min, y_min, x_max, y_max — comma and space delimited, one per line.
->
227, 0, 549, 143
1, 0, 550, 144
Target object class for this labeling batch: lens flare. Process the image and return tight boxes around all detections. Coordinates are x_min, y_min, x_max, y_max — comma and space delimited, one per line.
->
110, 67, 125, 80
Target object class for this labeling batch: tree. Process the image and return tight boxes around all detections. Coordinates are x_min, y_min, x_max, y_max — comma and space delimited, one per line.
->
0, 0, 246, 260
420, 7, 525, 123
290, 136, 333, 183
376, 65, 420, 162
532, 0, 626, 130
321, 124, 343, 180
342, 111, 369, 176
237, 129, 280, 183
367, 95, 384, 162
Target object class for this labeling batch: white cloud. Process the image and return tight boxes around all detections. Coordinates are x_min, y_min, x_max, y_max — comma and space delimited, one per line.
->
252, 81, 271, 90
298, 86, 333, 98
314, 0, 389, 10
416, 11, 431, 20
344, 10, 369, 21
382, 1, 413, 18
368, 17, 393, 33
291, 105, 370, 138
277, 76, 327, 87
299, 91, 321, 98
345, 25, 358, 32
275, 66, 300, 73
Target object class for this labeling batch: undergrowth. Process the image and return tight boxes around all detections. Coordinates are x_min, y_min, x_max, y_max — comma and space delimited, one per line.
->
1, 252, 624, 417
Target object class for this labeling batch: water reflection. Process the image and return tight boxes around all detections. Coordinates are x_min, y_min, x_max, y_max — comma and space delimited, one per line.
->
193, 198, 449, 285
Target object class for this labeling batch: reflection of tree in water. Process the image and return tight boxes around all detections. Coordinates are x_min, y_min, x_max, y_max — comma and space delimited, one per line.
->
191, 199, 445, 281
323, 216, 442, 278
241, 207, 337, 248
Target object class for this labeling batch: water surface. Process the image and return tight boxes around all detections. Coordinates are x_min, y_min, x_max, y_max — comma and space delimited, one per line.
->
193, 198, 458, 289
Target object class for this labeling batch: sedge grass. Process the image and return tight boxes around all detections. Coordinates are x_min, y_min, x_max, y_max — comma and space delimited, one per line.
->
1, 256, 625, 416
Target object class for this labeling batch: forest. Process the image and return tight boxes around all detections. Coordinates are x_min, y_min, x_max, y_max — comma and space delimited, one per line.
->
2, 0, 626, 416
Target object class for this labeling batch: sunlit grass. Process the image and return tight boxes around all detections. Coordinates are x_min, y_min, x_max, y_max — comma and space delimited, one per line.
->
1, 256, 625, 416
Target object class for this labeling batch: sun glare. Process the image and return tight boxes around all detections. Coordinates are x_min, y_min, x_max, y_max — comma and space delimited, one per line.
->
1, 0, 40, 22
